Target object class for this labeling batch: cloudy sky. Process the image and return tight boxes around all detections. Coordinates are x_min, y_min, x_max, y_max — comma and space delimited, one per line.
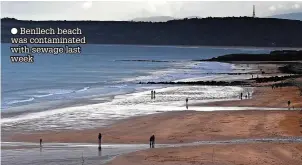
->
1, 1, 302, 21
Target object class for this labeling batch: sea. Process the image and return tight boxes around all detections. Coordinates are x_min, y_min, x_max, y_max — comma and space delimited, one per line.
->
1, 44, 273, 132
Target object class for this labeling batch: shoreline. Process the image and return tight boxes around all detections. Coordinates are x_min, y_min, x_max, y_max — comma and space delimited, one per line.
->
1, 60, 236, 118
2, 61, 302, 165
1, 61, 251, 133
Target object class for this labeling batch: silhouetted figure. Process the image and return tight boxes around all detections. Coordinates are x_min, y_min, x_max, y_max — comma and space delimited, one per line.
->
151, 90, 153, 99
252, 74, 253, 79
288, 100, 291, 110
149, 135, 155, 148
245, 94, 248, 99
98, 133, 102, 149
186, 98, 189, 109
153, 91, 156, 99
40, 139, 42, 147
240, 93, 243, 100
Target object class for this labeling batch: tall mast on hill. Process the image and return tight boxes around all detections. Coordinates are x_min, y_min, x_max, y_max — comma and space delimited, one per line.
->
253, 5, 256, 18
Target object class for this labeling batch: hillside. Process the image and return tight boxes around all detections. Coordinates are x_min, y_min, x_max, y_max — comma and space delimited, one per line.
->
131, 16, 202, 22
131, 16, 175, 22
2, 17, 302, 47
268, 12, 302, 21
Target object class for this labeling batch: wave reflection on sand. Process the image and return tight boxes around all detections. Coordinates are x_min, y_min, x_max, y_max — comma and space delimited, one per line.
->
2, 137, 302, 165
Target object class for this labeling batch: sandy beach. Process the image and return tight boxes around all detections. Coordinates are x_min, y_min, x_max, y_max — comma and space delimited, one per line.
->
2, 63, 302, 165
4, 108, 302, 144
199, 86, 302, 108
107, 143, 302, 165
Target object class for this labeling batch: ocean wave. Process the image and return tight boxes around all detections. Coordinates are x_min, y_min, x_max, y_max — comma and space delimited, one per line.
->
76, 87, 90, 92
109, 84, 128, 88
5, 87, 91, 106
6, 97, 35, 105
32, 93, 54, 98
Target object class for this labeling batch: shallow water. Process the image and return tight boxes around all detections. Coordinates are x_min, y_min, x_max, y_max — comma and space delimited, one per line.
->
2, 44, 271, 132
3, 44, 269, 111
2, 137, 302, 165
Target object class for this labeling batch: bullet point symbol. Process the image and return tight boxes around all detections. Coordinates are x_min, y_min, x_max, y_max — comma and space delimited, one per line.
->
11, 28, 18, 34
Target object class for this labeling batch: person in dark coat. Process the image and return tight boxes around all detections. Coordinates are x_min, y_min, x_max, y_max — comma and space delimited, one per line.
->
40, 138, 42, 147
186, 98, 189, 109
149, 135, 155, 148
98, 133, 102, 149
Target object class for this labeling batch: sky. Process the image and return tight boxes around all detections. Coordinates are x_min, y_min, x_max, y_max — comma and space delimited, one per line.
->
1, 1, 302, 21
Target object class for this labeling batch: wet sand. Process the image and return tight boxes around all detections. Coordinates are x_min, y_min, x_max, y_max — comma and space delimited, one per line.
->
2, 138, 302, 165
108, 143, 302, 165
1, 143, 151, 165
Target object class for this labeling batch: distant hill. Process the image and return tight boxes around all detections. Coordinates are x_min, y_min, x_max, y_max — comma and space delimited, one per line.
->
204, 50, 302, 61
268, 12, 302, 21
131, 16, 202, 22
2, 17, 302, 47
131, 16, 175, 22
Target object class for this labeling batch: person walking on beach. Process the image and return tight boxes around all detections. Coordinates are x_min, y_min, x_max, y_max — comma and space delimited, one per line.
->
153, 90, 156, 99
151, 90, 153, 99
98, 133, 102, 149
40, 138, 42, 147
288, 100, 291, 110
240, 93, 243, 100
186, 98, 189, 109
149, 135, 155, 148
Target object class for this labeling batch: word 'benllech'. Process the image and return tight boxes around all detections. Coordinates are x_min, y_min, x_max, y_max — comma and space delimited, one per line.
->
20, 27, 82, 35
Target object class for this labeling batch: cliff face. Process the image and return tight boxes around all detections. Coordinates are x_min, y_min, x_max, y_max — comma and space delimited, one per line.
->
2, 17, 302, 47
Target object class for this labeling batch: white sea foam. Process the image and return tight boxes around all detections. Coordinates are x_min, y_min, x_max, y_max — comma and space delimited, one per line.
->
1, 85, 248, 132
77, 86, 90, 92
6, 97, 35, 105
